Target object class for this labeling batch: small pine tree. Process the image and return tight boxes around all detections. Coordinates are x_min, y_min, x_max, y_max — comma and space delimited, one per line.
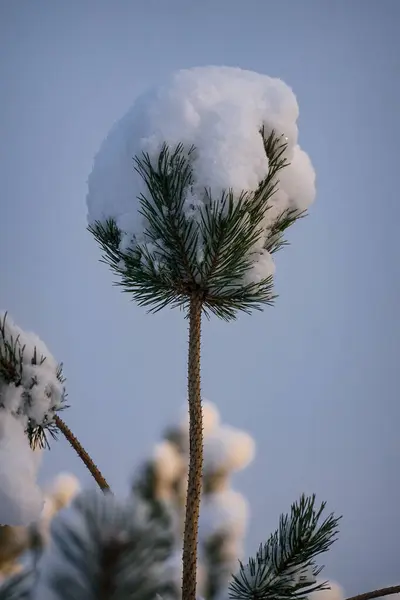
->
87, 66, 314, 600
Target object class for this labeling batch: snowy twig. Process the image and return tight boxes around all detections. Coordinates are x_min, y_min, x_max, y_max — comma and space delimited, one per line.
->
345, 586, 400, 600
54, 415, 110, 493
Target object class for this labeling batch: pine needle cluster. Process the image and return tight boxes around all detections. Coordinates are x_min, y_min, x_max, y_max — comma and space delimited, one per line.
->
88, 130, 305, 320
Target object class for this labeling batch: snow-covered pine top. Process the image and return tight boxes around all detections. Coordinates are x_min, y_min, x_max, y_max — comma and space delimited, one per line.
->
86, 66, 316, 283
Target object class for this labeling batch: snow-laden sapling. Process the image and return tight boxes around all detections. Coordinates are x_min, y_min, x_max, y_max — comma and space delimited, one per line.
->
86, 65, 316, 600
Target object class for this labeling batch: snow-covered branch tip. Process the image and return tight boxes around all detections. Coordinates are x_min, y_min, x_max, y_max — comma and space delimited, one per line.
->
229, 494, 341, 600
0, 312, 111, 525
0, 311, 67, 449
87, 66, 315, 321
89, 133, 302, 320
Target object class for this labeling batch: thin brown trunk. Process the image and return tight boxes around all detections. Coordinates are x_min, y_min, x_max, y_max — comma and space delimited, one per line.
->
182, 294, 203, 600
54, 414, 111, 493
345, 586, 400, 600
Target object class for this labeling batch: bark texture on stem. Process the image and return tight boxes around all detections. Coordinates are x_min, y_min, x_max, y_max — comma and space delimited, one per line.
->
345, 586, 400, 600
182, 294, 203, 600
54, 414, 111, 493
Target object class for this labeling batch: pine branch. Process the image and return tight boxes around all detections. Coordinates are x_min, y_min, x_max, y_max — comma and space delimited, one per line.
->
53, 415, 111, 493
229, 494, 341, 600
0, 313, 110, 493
345, 586, 400, 600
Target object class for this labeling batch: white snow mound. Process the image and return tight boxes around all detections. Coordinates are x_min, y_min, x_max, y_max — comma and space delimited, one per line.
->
86, 66, 315, 283
0, 411, 43, 526
204, 424, 256, 473
199, 488, 249, 540
48, 473, 81, 508
153, 440, 183, 483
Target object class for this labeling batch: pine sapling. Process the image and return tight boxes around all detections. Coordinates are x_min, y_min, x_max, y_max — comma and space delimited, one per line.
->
87, 66, 316, 600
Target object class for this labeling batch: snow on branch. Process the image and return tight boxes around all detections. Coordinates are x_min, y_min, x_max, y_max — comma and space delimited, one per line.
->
0, 312, 67, 526
0, 312, 66, 448
87, 66, 315, 318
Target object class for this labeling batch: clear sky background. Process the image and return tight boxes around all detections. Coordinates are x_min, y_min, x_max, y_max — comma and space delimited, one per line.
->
1, 0, 399, 595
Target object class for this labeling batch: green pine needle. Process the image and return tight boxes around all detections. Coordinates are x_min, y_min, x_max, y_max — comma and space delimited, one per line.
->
88, 129, 306, 321
229, 494, 341, 600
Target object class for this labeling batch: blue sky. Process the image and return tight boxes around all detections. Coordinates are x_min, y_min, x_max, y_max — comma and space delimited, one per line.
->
1, 0, 399, 594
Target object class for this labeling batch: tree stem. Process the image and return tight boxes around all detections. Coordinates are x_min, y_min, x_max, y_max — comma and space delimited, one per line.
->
345, 586, 400, 600
182, 294, 203, 600
54, 414, 111, 493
